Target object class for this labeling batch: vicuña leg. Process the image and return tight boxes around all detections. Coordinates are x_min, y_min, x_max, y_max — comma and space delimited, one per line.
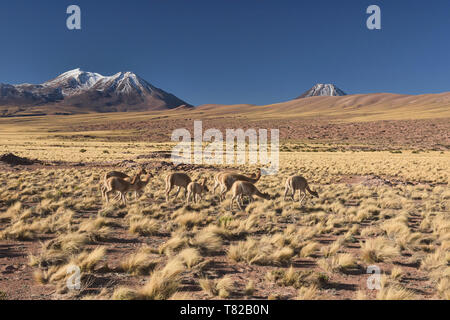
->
299, 191, 306, 206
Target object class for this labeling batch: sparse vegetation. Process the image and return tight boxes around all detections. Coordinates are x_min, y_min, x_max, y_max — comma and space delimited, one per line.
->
0, 114, 448, 300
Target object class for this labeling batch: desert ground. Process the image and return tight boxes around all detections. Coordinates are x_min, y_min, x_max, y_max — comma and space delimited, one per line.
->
0, 108, 448, 300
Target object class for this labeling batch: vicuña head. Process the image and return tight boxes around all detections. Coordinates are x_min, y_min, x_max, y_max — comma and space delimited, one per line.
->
309, 189, 319, 198
201, 178, 209, 193
261, 192, 271, 200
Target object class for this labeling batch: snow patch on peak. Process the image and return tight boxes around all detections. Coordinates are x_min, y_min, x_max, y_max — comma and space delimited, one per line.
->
44, 68, 105, 95
92, 71, 153, 96
57, 68, 103, 81
298, 84, 347, 98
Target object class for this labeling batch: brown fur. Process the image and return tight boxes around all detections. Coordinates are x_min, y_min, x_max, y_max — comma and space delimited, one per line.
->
103, 172, 151, 205
230, 180, 270, 210
213, 171, 257, 194
186, 178, 209, 204
216, 169, 262, 201
100, 167, 147, 200
165, 172, 192, 202
129, 173, 153, 200
284, 175, 319, 206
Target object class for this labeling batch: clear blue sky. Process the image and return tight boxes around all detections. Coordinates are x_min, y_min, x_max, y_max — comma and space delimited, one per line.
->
0, 0, 449, 106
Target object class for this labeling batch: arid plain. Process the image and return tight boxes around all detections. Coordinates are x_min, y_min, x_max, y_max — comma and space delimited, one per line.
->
0, 94, 449, 300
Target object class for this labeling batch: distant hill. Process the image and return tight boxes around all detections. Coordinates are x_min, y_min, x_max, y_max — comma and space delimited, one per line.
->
196, 92, 450, 122
0, 69, 192, 116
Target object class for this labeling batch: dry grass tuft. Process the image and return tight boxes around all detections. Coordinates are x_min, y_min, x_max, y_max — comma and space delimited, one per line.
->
120, 249, 158, 275
199, 276, 234, 298
129, 217, 159, 236
190, 228, 223, 254
437, 277, 450, 300
71, 246, 107, 272
137, 259, 185, 300
299, 242, 319, 258
360, 238, 400, 263
420, 249, 447, 273
320, 238, 344, 257
376, 285, 416, 300
318, 253, 357, 273
111, 287, 139, 300
296, 285, 319, 300
228, 237, 294, 266
159, 234, 189, 255
176, 248, 202, 269
390, 267, 404, 281
32, 266, 59, 284
175, 212, 206, 229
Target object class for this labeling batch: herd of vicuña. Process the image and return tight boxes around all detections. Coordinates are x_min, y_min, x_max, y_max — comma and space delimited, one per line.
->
100, 167, 319, 209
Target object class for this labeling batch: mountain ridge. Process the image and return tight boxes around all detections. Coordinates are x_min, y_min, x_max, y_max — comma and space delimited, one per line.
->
0, 69, 192, 116
1, 73, 450, 120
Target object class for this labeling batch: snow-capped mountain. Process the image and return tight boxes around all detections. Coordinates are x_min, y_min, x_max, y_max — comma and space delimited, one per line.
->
0, 69, 191, 115
43, 69, 167, 97
297, 84, 347, 99
43, 69, 105, 95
